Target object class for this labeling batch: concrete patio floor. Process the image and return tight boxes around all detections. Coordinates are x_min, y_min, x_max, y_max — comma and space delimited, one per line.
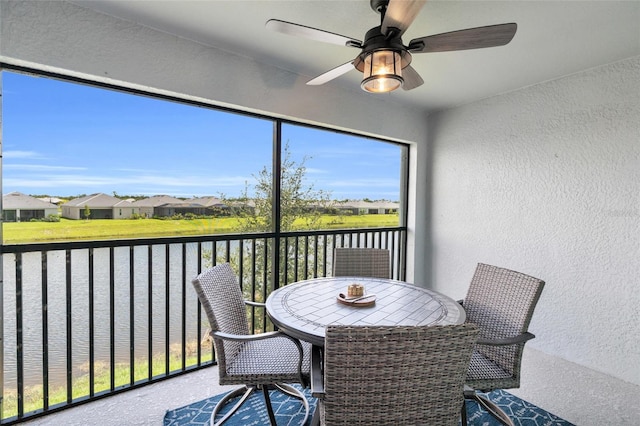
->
20, 347, 639, 425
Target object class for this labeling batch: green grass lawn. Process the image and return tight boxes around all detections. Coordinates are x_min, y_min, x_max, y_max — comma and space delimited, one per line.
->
3, 215, 399, 244
2, 341, 213, 419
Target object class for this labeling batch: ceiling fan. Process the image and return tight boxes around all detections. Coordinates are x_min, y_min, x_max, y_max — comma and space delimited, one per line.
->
266, 0, 517, 93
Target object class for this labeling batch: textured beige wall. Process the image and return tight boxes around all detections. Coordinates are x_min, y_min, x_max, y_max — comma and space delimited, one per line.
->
427, 55, 640, 385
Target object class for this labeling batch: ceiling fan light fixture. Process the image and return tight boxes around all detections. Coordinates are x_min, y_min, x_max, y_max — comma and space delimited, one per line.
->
361, 49, 403, 93
268, 3, 516, 92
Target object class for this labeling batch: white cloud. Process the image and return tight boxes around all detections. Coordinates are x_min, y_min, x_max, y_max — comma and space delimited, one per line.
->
325, 178, 399, 188
3, 164, 87, 171
304, 167, 329, 175
129, 174, 249, 187
3, 172, 250, 190
3, 150, 44, 159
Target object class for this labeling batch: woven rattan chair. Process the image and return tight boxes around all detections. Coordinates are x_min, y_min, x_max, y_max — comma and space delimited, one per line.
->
192, 263, 311, 426
310, 324, 479, 425
332, 247, 390, 279
461, 263, 545, 426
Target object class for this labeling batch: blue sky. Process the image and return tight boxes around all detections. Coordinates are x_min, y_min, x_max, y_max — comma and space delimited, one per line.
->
2, 71, 401, 200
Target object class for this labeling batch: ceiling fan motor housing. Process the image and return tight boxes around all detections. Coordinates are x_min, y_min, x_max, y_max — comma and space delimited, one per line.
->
370, 0, 390, 14
353, 26, 412, 72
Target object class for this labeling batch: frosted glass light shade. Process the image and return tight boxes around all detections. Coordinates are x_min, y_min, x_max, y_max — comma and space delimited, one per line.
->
361, 50, 403, 93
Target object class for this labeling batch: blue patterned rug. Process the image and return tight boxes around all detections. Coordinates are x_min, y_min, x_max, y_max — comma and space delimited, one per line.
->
164, 386, 315, 426
164, 386, 574, 425
465, 390, 573, 425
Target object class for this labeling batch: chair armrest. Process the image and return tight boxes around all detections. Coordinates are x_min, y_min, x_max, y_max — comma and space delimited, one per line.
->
213, 329, 308, 387
244, 300, 266, 308
212, 330, 285, 342
310, 345, 325, 398
477, 332, 535, 346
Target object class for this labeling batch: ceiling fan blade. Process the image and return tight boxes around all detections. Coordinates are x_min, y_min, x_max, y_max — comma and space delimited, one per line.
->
381, 0, 427, 38
402, 65, 424, 90
408, 23, 517, 53
307, 61, 355, 86
266, 19, 362, 48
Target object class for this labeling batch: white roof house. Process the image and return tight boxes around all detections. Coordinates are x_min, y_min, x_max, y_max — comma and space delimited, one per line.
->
131, 195, 184, 218
2, 192, 59, 222
150, 196, 228, 217
335, 200, 400, 215
37, 196, 64, 205
188, 196, 226, 208
62, 193, 137, 220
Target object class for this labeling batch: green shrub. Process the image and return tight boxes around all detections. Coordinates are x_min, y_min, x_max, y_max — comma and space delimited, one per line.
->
43, 214, 61, 222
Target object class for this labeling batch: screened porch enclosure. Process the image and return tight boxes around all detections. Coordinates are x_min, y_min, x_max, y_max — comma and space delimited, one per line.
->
1, 227, 406, 423
0, 66, 410, 423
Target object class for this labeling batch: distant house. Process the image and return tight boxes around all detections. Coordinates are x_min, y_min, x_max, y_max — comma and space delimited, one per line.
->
131, 195, 183, 218
153, 196, 229, 217
226, 199, 256, 215
2, 192, 59, 222
370, 200, 400, 214
189, 196, 227, 209
62, 193, 137, 220
37, 196, 64, 205
335, 200, 399, 215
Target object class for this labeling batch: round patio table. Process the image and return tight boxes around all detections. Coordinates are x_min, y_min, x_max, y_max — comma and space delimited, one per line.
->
266, 276, 466, 347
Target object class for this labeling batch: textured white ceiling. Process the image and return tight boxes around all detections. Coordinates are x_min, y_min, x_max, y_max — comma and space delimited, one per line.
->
71, 0, 640, 113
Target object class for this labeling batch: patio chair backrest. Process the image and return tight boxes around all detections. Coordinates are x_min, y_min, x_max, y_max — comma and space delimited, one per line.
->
321, 323, 479, 425
332, 247, 390, 279
464, 263, 545, 380
191, 263, 250, 374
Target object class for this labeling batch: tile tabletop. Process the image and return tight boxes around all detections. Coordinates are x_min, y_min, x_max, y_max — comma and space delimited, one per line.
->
266, 277, 466, 346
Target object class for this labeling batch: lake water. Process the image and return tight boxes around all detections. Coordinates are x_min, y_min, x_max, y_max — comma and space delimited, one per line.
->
1, 235, 378, 391
2, 243, 217, 390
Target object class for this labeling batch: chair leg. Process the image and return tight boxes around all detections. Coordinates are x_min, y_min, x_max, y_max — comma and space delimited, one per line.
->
464, 390, 515, 426
262, 385, 278, 425
460, 399, 468, 425
212, 383, 310, 426
274, 383, 310, 425
211, 386, 257, 426
310, 402, 321, 426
